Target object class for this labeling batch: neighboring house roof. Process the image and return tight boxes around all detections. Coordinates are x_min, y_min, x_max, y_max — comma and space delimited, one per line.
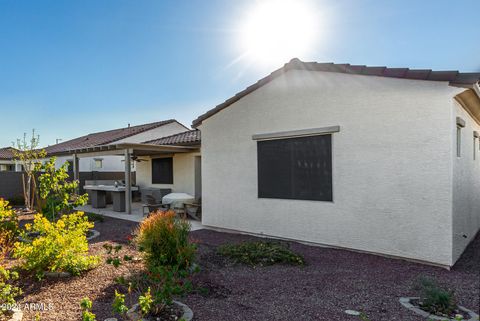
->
143, 130, 200, 146
0, 147, 16, 160
44, 120, 183, 155
192, 58, 480, 127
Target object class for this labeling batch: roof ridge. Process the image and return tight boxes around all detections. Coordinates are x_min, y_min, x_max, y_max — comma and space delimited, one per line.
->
142, 129, 198, 144
192, 58, 480, 127
43, 119, 180, 155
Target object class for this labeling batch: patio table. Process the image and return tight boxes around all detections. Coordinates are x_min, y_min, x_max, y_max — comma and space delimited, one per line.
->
162, 193, 195, 210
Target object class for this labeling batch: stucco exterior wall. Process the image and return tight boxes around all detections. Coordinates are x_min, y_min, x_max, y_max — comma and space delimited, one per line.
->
136, 152, 201, 198
199, 69, 457, 266
53, 155, 129, 172
452, 99, 480, 262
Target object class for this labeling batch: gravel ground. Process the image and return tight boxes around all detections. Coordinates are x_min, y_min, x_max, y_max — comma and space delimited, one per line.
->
185, 229, 479, 321
9, 216, 479, 321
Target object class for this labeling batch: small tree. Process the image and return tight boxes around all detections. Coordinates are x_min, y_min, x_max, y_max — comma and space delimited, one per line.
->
36, 157, 88, 221
12, 129, 46, 211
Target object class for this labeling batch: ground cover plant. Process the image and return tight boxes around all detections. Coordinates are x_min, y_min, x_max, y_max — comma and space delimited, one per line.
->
415, 277, 458, 317
218, 240, 305, 266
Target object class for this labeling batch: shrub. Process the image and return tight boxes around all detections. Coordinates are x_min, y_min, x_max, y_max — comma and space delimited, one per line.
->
218, 241, 305, 266
14, 211, 100, 278
416, 277, 457, 316
80, 297, 97, 321
138, 287, 153, 315
0, 266, 22, 317
134, 210, 195, 270
36, 157, 88, 221
0, 199, 19, 260
132, 210, 197, 316
112, 290, 128, 316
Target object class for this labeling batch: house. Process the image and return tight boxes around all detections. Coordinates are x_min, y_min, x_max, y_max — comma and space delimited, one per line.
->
43, 119, 189, 173
0, 120, 190, 201
0, 147, 21, 172
192, 58, 480, 268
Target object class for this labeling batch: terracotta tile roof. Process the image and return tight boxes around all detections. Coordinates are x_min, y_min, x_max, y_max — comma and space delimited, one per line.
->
0, 147, 16, 160
44, 120, 180, 155
143, 130, 200, 146
192, 58, 480, 127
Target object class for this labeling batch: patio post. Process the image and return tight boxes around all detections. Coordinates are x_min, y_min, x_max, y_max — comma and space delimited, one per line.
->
73, 153, 80, 193
124, 149, 132, 214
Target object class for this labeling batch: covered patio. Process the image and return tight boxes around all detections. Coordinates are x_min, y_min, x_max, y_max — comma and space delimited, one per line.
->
67, 141, 200, 215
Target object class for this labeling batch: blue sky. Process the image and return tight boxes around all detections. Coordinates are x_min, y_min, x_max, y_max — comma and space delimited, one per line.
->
0, 0, 479, 147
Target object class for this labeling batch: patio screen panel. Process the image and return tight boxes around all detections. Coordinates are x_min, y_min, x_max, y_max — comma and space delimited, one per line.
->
257, 135, 332, 201
152, 157, 173, 184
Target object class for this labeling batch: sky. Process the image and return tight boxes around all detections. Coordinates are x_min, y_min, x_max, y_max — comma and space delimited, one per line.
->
0, 0, 479, 148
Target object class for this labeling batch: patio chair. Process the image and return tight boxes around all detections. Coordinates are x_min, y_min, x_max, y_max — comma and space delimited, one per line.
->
142, 195, 169, 216
184, 200, 202, 221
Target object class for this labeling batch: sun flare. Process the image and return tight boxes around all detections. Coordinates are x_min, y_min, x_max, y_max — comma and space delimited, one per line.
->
240, 0, 319, 67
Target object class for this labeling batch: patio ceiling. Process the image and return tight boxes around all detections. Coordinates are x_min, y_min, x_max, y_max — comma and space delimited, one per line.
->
65, 142, 199, 158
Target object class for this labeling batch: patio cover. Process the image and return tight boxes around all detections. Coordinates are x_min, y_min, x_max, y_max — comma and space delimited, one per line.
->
67, 142, 199, 214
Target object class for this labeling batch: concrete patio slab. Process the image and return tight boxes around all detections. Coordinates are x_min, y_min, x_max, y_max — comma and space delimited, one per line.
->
77, 203, 205, 231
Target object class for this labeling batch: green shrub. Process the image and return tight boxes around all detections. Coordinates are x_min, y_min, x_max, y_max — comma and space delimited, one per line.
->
132, 210, 197, 316
36, 158, 88, 221
14, 211, 100, 278
416, 277, 457, 316
80, 297, 97, 321
0, 199, 19, 260
134, 210, 195, 270
0, 266, 22, 317
218, 241, 305, 266
138, 287, 153, 316
112, 290, 128, 315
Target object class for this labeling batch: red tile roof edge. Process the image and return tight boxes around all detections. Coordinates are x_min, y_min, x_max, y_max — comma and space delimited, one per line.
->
192, 58, 480, 128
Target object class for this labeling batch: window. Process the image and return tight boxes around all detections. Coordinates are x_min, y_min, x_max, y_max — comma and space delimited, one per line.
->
257, 135, 333, 201
0, 164, 15, 172
94, 159, 103, 169
152, 157, 173, 184
66, 160, 74, 172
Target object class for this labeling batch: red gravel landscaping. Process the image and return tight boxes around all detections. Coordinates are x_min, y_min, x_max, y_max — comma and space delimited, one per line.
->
9, 216, 479, 321
185, 230, 479, 321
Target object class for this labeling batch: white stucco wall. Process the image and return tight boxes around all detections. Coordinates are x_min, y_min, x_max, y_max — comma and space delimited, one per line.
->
452, 99, 480, 262
53, 155, 129, 172
136, 152, 201, 198
0, 160, 19, 171
199, 69, 459, 266
113, 121, 189, 144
